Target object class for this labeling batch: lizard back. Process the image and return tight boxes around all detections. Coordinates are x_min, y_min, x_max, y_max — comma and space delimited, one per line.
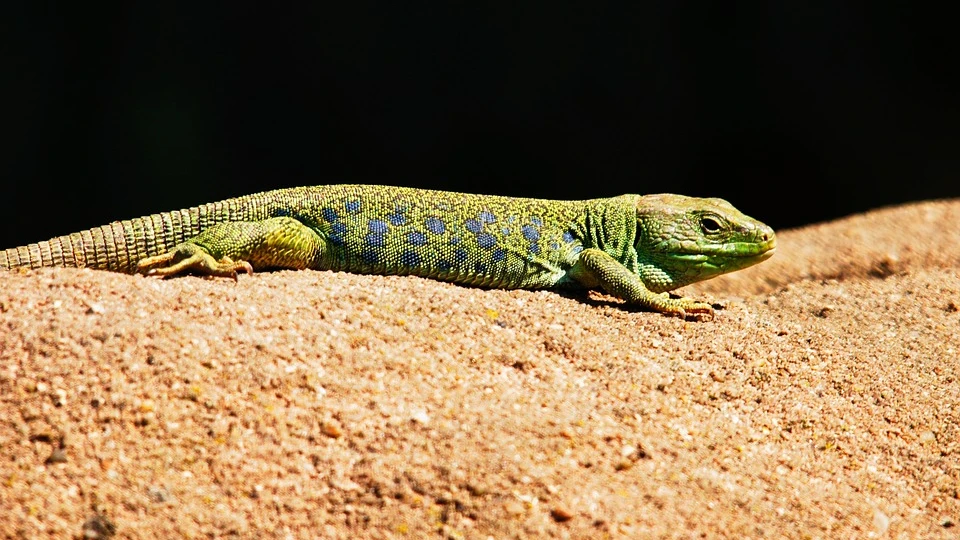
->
0, 185, 613, 289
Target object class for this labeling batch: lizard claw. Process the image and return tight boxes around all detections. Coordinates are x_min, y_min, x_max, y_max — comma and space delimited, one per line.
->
660, 298, 715, 320
226, 260, 254, 282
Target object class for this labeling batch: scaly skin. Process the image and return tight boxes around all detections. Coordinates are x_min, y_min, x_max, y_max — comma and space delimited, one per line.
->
0, 185, 776, 318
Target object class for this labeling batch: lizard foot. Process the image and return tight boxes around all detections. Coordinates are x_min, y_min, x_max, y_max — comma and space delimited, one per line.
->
658, 296, 715, 320
137, 244, 254, 280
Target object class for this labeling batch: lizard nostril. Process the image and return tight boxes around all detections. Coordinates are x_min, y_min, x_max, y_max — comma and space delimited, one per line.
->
762, 229, 777, 246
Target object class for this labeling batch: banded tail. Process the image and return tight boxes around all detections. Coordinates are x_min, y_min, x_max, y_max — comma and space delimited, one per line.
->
0, 210, 212, 274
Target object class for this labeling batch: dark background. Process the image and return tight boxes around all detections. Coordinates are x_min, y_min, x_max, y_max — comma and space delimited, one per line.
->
4, 3, 958, 247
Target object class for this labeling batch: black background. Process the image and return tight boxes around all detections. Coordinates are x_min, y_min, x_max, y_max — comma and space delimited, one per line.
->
4, 3, 958, 248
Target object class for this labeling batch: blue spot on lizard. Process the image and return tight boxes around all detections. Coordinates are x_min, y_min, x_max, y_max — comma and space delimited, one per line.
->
407, 231, 428, 246
477, 233, 496, 249
368, 220, 388, 234
425, 217, 446, 234
388, 210, 406, 226
365, 234, 384, 247
401, 250, 421, 266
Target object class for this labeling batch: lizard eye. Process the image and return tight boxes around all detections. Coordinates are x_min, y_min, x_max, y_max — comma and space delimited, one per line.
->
700, 216, 722, 233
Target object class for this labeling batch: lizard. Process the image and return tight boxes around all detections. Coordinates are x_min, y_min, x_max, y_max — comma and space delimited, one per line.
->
0, 184, 776, 318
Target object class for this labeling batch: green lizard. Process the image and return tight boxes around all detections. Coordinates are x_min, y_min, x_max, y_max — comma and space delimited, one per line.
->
0, 185, 776, 318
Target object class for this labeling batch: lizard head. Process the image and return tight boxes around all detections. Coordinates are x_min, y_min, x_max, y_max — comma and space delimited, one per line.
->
633, 194, 777, 291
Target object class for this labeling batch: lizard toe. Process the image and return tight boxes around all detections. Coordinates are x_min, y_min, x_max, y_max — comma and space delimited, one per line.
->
137, 244, 253, 280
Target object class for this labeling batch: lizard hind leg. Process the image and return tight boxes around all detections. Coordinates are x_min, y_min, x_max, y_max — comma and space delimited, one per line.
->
137, 217, 325, 279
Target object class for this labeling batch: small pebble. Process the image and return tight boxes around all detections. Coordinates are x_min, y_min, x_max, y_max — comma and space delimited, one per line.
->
551, 505, 574, 522
322, 421, 343, 438
46, 448, 68, 464
82, 513, 116, 539
504, 501, 525, 516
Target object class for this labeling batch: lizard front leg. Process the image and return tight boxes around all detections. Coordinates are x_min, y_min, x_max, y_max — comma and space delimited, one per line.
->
137, 217, 326, 279
568, 248, 714, 319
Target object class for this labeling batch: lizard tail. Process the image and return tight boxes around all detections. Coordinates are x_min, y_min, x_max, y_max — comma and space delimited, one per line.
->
0, 209, 207, 274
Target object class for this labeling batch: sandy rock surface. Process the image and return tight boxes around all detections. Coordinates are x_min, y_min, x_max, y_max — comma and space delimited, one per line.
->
1, 200, 959, 539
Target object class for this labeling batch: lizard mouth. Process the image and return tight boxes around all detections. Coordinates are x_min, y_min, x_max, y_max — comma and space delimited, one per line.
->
754, 237, 777, 258
727, 233, 777, 258
667, 236, 777, 262
749, 246, 776, 264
